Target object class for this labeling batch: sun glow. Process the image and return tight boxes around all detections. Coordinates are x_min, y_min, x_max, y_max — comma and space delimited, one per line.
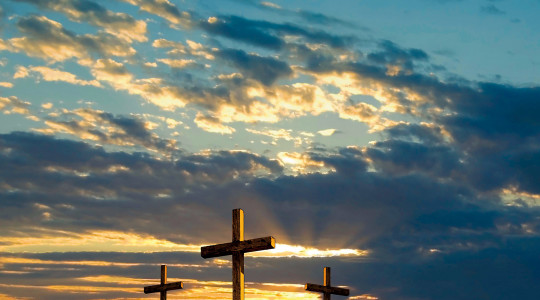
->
252, 243, 368, 258
1, 230, 367, 258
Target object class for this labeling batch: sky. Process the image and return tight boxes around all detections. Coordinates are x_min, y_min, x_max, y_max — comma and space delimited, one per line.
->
1, 0, 540, 299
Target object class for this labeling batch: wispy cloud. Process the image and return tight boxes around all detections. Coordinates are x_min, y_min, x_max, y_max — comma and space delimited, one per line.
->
5, 15, 135, 62
14, 0, 148, 42
14, 66, 101, 87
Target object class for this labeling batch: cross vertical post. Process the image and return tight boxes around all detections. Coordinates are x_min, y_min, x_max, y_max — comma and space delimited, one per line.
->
201, 208, 276, 300
160, 265, 167, 300
232, 208, 244, 300
305, 267, 349, 299
144, 265, 183, 299
324, 267, 331, 300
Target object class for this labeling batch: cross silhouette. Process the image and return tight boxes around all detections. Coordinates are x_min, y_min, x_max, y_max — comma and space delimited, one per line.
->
144, 265, 183, 300
201, 208, 276, 300
305, 267, 349, 299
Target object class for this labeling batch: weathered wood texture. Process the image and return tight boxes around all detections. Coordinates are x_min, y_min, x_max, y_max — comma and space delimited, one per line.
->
305, 283, 350, 296
233, 252, 244, 300
233, 208, 244, 242
144, 282, 184, 294
143, 265, 183, 299
200, 208, 276, 300
305, 267, 350, 299
324, 267, 331, 300
200, 236, 275, 258
233, 209, 245, 300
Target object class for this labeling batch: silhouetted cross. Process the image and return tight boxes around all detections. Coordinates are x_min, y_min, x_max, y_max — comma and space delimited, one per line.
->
305, 267, 350, 300
144, 265, 183, 300
201, 208, 276, 300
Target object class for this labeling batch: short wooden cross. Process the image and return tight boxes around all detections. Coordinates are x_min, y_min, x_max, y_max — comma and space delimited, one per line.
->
201, 208, 276, 300
305, 267, 350, 300
144, 265, 183, 300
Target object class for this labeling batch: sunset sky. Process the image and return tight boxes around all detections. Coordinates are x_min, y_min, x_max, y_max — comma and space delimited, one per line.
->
1, 0, 540, 299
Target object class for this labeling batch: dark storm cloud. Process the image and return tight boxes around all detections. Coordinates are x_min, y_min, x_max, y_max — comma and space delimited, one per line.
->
199, 15, 355, 50
0, 132, 283, 243
216, 48, 293, 85
2, 125, 540, 299
365, 139, 462, 177
437, 83, 540, 194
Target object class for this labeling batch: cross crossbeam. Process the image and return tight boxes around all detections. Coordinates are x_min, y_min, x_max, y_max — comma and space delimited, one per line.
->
305, 267, 349, 300
201, 236, 275, 258
144, 265, 183, 300
201, 208, 276, 300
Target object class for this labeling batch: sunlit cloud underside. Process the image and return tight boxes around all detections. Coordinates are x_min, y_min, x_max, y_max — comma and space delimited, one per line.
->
0, 230, 366, 258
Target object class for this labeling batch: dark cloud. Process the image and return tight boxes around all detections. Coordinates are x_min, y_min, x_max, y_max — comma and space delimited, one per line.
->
230, 0, 358, 28
12, 0, 147, 42
216, 48, 293, 85
0, 132, 283, 242
36, 108, 178, 154
365, 139, 462, 177
199, 15, 355, 50
9, 15, 135, 61
367, 40, 429, 73
2, 128, 540, 299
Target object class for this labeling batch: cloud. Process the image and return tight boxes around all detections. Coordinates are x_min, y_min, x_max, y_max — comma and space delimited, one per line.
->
194, 112, 236, 134
317, 129, 336, 136
367, 40, 429, 75
199, 15, 355, 50
90, 58, 187, 110
246, 128, 309, 146
152, 38, 216, 60
13, 65, 101, 87
0, 96, 30, 115
157, 58, 198, 69
2, 127, 540, 299
3, 2, 540, 299
6, 15, 135, 62
34, 108, 178, 154
14, 0, 148, 42
0, 132, 283, 243
216, 49, 293, 86
121, 0, 192, 27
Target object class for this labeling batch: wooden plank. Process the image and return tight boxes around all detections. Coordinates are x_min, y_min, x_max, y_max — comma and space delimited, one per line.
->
160, 265, 167, 300
161, 265, 167, 284
201, 236, 275, 258
144, 282, 183, 294
305, 283, 350, 296
323, 267, 331, 300
233, 252, 244, 300
233, 208, 244, 242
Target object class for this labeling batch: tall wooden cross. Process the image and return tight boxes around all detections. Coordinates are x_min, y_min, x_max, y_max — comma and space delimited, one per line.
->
201, 208, 276, 300
305, 267, 350, 300
144, 265, 183, 300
